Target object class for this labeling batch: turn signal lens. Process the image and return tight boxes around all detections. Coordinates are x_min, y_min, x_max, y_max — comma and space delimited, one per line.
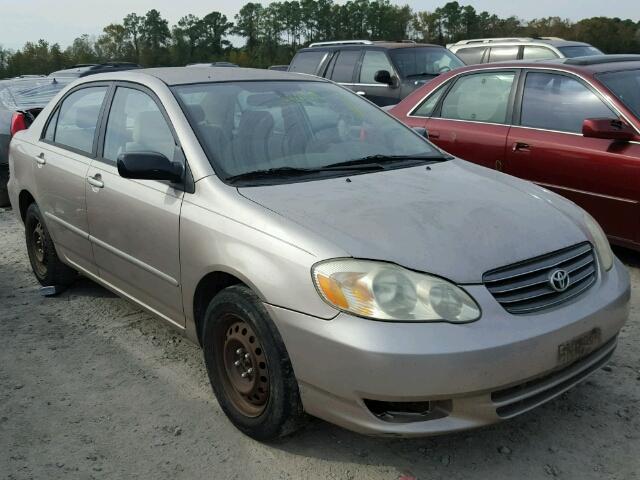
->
312, 259, 480, 322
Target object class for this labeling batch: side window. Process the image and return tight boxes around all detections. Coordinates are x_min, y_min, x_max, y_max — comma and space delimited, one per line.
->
488, 46, 519, 63
330, 50, 361, 83
523, 46, 558, 60
53, 87, 107, 153
521, 72, 616, 133
456, 47, 486, 65
359, 51, 394, 83
440, 72, 516, 123
288, 51, 326, 75
412, 84, 448, 117
103, 87, 175, 163
43, 108, 59, 142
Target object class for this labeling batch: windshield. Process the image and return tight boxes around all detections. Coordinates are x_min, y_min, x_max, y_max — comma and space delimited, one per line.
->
390, 47, 464, 78
172, 81, 442, 184
558, 45, 603, 58
598, 69, 640, 118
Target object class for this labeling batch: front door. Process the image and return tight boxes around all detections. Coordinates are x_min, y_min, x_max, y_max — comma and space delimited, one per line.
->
85, 85, 185, 325
34, 85, 110, 275
424, 70, 517, 170
505, 71, 640, 246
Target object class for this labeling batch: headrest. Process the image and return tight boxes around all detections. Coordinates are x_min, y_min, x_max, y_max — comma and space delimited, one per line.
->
75, 105, 100, 129
187, 104, 205, 123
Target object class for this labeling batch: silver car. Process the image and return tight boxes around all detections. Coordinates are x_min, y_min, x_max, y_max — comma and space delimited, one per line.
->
7, 67, 630, 440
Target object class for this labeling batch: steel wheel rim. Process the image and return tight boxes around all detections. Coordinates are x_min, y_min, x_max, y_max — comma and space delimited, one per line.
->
31, 221, 47, 277
217, 315, 270, 417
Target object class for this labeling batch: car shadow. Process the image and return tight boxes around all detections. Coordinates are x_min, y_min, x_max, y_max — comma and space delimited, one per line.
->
56, 275, 118, 299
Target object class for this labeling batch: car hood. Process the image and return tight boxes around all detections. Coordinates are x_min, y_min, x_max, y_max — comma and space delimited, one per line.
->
238, 160, 588, 283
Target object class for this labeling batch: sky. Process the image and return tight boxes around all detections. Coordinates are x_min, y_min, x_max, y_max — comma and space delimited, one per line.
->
0, 0, 638, 51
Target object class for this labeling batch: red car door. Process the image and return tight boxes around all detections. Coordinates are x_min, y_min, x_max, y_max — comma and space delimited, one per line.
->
422, 70, 518, 170
505, 70, 640, 247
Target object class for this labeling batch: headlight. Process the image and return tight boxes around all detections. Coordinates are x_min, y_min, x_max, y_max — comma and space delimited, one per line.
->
583, 212, 613, 271
312, 259, 480, 322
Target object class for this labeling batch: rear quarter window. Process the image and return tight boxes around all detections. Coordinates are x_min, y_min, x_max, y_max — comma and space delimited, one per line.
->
455, 47, 486, 65
288, 51, 327, 75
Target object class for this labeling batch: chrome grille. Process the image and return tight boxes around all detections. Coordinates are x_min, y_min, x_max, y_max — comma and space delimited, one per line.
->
483, 242, 597, 314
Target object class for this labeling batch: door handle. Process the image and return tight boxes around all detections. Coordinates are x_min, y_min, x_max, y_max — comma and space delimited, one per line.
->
355, 91, 366, 96
512, 142, 530, 152
87, 174, 104, 189
36, 152, 46, 165
428, 131, 440, 139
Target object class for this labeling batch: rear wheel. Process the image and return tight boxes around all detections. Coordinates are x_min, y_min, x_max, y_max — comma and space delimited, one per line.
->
25, 203, 76, 286
202, 285, 304, 440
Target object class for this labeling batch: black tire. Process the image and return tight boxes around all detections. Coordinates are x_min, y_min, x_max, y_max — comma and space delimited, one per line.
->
0, 166, 9, 207
24, 203, 76, 287
202, 285, 305, 440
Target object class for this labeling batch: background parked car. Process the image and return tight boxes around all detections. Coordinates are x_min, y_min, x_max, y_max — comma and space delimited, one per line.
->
0, 76, 74, 206
448, 37, 603, 64
268, 65, 289, 71
389, 55, 640, 250
187, 62, 239, 68
287, 40, 464, 106
48, 62, 142, 78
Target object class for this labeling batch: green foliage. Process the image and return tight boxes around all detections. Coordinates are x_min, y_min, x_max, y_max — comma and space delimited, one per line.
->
1, 2, 639, 78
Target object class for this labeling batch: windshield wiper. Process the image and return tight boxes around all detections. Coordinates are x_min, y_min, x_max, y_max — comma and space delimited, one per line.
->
226, 166, 318, 183
405, 72, 437, 78
323, 154, 448, 169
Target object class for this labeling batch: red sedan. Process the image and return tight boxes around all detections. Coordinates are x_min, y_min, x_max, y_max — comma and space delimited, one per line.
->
389, 55, 640, 250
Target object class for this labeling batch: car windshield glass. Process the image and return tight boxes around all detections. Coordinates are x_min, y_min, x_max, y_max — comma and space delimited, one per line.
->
558, 46, 603, 58
598, 69, 640, 117
390, 47, 464, 78
172, 81, 443, 184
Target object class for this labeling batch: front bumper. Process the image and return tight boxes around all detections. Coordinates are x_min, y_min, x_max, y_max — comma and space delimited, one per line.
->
267, 258, 630, 436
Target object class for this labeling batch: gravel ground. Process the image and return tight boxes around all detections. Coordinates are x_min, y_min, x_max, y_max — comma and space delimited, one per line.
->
1, 208, 639, 480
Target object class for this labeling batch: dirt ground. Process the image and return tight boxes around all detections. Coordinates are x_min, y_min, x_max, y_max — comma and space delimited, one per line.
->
0, 208, 639, 480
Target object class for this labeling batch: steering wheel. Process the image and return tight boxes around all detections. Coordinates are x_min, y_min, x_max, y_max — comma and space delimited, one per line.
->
438, 66, 452, 73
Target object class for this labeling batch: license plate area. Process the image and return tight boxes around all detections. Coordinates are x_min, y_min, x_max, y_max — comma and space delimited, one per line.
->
558, 328, 601, 365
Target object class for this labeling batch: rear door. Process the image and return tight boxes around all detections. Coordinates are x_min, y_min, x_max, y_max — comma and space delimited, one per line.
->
423, 70, 518, 169
505, 70, 640, 245
326, 49, 363, 93
85, 83, 185, 325
34, 84, 110, 275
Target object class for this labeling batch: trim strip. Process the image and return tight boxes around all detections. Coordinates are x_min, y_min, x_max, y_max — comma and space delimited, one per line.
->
536, 181, 639, 204
90, 235, 180, 287
44, 211, 179, 287
44, 212, 89, 239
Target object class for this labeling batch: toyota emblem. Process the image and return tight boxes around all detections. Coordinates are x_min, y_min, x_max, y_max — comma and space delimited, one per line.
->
548, 269, 570, 292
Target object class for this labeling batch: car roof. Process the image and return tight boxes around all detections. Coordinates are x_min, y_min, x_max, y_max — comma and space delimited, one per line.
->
105, 67, 328, 85
0, 76, 74, 110
297, 42, 442, 52
451, 38, 592, 48
445, 55, 640, 75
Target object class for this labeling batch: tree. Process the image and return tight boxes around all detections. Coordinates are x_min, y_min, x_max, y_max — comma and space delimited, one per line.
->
123, 13, 143, 63
234, 3, 264, 54
139, 9, 171, 66
96, 24, 134, 61
200, 12, 234, 57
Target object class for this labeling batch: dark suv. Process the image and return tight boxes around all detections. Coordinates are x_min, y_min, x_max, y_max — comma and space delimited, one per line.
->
288, 40, 464, 106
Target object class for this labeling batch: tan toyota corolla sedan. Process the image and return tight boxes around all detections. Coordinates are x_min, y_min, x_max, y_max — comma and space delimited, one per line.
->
8, 68, 629, 440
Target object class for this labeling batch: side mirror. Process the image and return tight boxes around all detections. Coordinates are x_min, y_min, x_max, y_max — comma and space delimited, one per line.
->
582, 118, 635, 141
374, 69, 394, 86
117, 152, 184, 183
411, 126, 429, 139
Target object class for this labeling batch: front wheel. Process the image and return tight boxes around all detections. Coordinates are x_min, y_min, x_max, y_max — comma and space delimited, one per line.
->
202, 285, 305, 440
24, 203, 76, 286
